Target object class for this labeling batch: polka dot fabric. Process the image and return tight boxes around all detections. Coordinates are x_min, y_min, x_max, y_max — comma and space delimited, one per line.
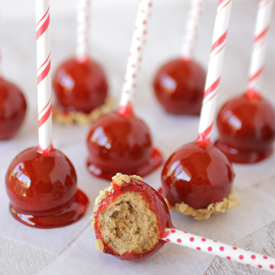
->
162, 228, 275, 273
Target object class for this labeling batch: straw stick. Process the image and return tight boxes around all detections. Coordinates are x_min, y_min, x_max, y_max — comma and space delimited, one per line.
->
180, 0, 204, 60
197, 0, 232, 143
247, 0, 274, 98
119, 0, 153, 108
36, 0, 53, 153
162, 228, 275, 273
76, 0, 91, 62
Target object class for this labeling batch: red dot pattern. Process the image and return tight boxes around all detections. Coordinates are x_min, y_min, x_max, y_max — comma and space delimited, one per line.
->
166, 230, 275, 271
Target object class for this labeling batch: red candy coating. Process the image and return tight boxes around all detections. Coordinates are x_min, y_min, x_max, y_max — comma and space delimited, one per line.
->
215, 93, 275, 163
5, 147, 89, 228
94, 176, 174, 261
52, 58, 108, 113
86, 108, 163, 180
161, 141, 235, 209
153, 58, 206, 115
0, 78, 27, 140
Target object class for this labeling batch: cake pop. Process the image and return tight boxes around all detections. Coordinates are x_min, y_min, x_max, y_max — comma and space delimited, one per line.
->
93, 173, 172, 261
5, 0, 89, 228
153, 59, 206, 115
0, 78, 27, 139
93, 173, 275, 273
52, 0, 111, 125
215, 0, 275, 163
153, 0, 206, 116
161, 0, 240, 219
86, 0, 163, 180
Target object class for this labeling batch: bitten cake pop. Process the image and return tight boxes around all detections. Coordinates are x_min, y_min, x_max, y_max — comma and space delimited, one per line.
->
161, 0, 240, 219
5, 0, 89, 228
52, 0, 111, 125
215, 0, 275, 163
93, 174, 275, 273
0, 78, 27, 139
153, 0, 206, 115
93, 173, 173, 261
86, 0, 162, 180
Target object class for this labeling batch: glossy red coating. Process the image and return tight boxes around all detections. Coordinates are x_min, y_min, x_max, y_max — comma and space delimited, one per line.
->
215, 93, 275, 163
53, 58, 108, 114
0, 78, 27, 140
94, 176, 174, 261
5, 147, 89, 228
161, 141, 235, 209
86, 108, 163, 180
153, 58, 206, 115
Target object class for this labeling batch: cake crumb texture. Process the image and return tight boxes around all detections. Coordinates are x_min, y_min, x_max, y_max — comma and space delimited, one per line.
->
166, 189, 241, 220
97, 191, 159, 255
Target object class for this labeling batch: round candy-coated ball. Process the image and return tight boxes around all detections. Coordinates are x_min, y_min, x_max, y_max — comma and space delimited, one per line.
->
87, 111, 154, 179
153, 58, 206, 115
53, 58, 108, 113
161, 141, 235, 209
6, 147, 77, 215
0, 78, 27, 140
216, 93, 275, 163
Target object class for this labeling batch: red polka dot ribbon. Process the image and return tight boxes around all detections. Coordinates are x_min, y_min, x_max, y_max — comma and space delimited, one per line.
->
119, 0, 153, 108
36, 0, 53, 154
197, 0, 232, 143
247, 0, 274, 97
162, 228, 275, 273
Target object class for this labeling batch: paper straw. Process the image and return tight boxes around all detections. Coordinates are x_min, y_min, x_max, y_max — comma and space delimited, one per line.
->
119, 0, 153, 108
197, 0, 232, 143
162, 228, 275, 273
180, 0, 204, 60
36, 0, 53, 153
76, 0, 90, 62
247, 0, 274, 98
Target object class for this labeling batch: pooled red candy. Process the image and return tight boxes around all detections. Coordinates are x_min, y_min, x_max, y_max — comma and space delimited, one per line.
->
0, 78, 27, 140
153, 58, 206, 115
5, 147, 89, 228
93, 173, 174, 261
215, 93, 275, 163
161, 141, 239, 219
86, 104, 163, 180
52, 58, 108, 114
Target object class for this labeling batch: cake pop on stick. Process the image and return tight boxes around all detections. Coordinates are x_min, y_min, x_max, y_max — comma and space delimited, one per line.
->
153, 0, 206, 115
161, 0, 240, 220
86, 0, 163, 181
52, 0, 111, 125
93, 174, 275, 274
215, 0, 275, 163
0, 12, 27, 140
5, 0, 89, 229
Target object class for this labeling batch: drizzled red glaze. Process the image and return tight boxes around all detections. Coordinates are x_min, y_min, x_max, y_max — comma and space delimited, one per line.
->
0, 78, 27, 140
215, 93, 275, 163
161, 141, 235, 209
94, 177, 174, 261
153, 58, 206, 115
5, 147, 89, 228
86, 108, 163, 180
52, 58, 108, 114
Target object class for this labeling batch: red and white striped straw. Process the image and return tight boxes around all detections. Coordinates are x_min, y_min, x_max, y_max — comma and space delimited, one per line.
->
247, 0, 274, 97
76, 0, 90, 62
119, 0, 153, 108
162, 228, 275, 273
197, 0, 232, 143
36, 0, 53, 153
180, 0, 204, 60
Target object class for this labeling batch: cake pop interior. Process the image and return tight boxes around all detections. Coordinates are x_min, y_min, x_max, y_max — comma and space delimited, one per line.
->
97, 191, 159, 255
